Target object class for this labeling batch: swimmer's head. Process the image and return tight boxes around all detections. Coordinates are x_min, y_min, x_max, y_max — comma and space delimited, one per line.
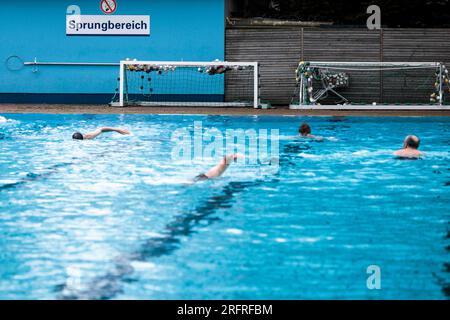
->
299, 123, 311, 136
72, 132, 84, 140
404, 135, 420, 149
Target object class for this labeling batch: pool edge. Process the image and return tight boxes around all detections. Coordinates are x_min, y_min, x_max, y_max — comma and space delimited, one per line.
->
1, 104, 450, 117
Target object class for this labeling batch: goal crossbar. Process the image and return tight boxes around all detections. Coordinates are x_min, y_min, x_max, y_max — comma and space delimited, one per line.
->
307, 61, 440, 67
306, 62, 442, 72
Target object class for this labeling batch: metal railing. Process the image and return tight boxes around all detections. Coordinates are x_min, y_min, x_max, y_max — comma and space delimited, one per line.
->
24, 58, 119, 67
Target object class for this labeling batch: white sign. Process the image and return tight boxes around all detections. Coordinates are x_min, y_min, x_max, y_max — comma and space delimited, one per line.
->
66, 15, 150, 36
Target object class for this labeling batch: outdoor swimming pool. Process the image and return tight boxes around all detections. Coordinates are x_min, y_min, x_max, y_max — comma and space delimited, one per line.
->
0, 114, 449, 300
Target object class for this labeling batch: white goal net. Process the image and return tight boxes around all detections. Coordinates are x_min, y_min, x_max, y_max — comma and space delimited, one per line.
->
290, 61, 450, 108
112, 60, 260, 108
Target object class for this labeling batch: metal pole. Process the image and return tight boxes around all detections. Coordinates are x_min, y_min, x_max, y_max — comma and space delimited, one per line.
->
24, 61, 119, 66
380, 28, 384, 104
253, 62, 259, 109
119, 62, 124, 107
299, 74, 304, 106
439, 63, 444, 106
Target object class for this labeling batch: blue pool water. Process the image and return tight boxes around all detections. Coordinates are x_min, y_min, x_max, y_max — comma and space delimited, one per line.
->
0, 114, 449, 300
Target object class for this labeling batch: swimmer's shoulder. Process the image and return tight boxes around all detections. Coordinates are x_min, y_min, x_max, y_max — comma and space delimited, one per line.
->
393, 150, 423, 160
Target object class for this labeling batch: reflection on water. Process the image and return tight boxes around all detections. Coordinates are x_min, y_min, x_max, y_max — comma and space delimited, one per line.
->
59, 179, 276, 299
0, 163, 73, 191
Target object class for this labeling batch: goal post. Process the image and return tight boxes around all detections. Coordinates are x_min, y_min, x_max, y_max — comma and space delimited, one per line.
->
290, 61, 450, 109
113, 60, 261, 108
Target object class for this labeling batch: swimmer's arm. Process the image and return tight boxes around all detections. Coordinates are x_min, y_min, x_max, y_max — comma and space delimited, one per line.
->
204, 157, 230, 179
99, 127, 130, 135
205, 154, 243, 179
82, 128, 103, 140
83, 127, 130, 139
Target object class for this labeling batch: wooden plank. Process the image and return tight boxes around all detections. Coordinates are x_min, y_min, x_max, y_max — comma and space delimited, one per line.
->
225, 27, 450, 105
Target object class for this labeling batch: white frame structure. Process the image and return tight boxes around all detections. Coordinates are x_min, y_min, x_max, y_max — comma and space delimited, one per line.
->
114, 60, 260, 108
290, 61, 449, 110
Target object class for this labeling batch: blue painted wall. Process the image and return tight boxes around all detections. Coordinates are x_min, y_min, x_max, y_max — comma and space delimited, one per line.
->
0, 0, 224, 102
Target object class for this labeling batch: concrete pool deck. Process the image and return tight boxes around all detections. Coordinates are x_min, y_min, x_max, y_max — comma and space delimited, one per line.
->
1, 104, 450, 116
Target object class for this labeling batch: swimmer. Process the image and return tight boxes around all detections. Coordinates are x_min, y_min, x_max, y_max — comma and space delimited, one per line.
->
298, 123, 324, 141
394, 135, 423, 159
193, 154, 243, 182
72, 127, 130, 140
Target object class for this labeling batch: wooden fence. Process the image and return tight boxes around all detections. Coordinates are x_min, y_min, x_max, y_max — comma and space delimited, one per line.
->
225, 27, 450, 105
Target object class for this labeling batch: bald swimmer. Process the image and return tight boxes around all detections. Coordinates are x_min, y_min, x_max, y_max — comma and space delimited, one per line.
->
394, 135, 423, 159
